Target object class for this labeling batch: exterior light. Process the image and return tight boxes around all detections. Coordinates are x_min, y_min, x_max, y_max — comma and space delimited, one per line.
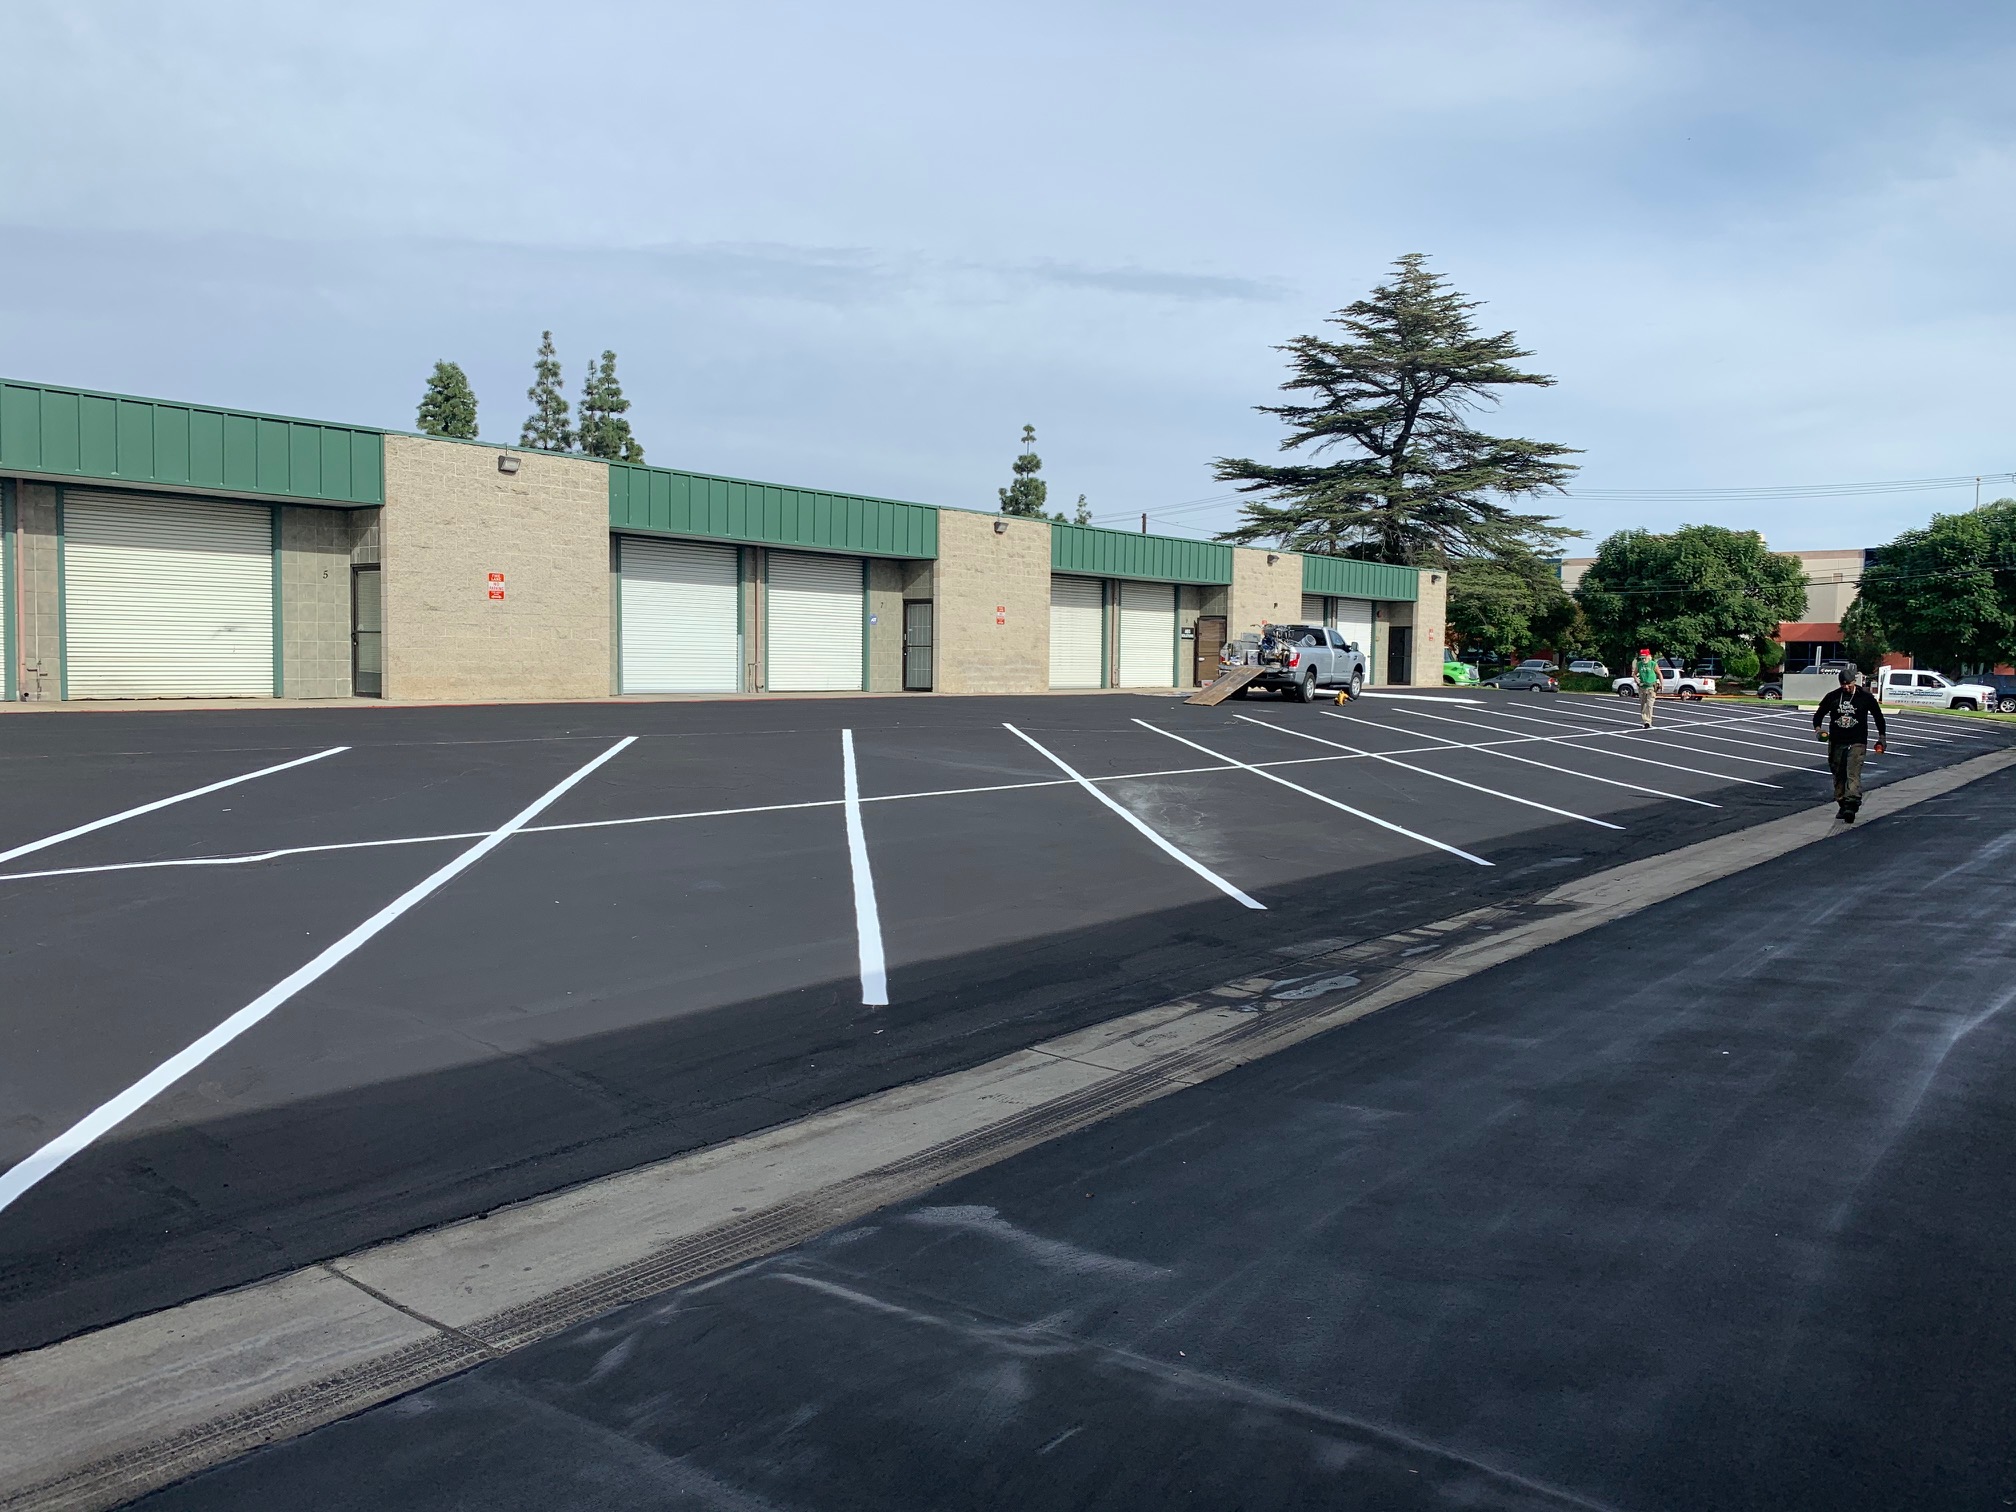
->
993, 519, 1009, 534
498, 453, 522, 475
1266, 553, 1280, 565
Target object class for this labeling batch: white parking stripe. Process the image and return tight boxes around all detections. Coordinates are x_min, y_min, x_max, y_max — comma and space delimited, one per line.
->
1002, 723, 1266, 909
1389, 707, 1782, 787
0, 737, 639, 1219
1248, 715, 1625, 830
1133, 720, 1492, 867
839, 731, 890, 1007
1465, 705, 1814, 770
0, 747, 350, 865
1558, 699, 1929, 752
1317, 711, 1719, 808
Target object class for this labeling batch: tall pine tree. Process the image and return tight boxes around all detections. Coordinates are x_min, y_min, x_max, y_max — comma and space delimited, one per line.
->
998, 425, 1048, 517
416, 360, 478, 439
1214, 254, 1580, 566
520, 331, 574, 452
577, 350, 644, 463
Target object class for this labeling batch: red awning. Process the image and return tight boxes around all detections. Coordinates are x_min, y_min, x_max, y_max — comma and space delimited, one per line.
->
1777, 622, 1842, 640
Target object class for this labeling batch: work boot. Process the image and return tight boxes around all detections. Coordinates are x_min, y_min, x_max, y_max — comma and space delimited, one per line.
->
1839, 804, 1856, 824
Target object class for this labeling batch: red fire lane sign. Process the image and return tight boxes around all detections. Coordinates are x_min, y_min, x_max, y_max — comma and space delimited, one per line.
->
488, 571, 505, 601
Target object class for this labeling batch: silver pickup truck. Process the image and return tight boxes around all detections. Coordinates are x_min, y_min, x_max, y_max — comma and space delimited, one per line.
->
1220, 623, 1368, 702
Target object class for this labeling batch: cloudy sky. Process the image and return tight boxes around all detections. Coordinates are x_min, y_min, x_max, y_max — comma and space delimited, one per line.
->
2, 0, 2012, 551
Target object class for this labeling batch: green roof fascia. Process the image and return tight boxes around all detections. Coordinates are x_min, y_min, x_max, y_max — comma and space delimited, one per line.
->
1299, 553, 1419, 602
0, 378, 383, 507
609, 462, 938, 559
1050, 522, 1232, 585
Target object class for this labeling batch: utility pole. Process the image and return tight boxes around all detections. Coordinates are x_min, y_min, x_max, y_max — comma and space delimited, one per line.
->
1140, 513, 1147, 534
1977, 476, 1983, 508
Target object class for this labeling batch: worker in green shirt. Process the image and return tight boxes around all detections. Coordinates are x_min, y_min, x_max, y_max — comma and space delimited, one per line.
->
1632, 648, 1660, 728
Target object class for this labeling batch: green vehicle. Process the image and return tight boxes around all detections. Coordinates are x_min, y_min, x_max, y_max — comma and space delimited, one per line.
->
1443, 659, 1479, 686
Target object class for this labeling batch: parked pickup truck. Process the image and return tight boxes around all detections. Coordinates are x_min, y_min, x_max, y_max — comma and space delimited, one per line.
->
1612, 661, 1717, 700
1221, 623, 1368, 702
1874, 667, 1997, 711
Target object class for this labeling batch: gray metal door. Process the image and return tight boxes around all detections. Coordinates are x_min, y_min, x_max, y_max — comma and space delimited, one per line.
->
1387, 625, 1412, 686
351, 565, 382, 697
902, 599, 933, 691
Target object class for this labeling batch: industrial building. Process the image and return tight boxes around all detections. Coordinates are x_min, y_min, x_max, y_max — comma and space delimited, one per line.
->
0, 378, 1444, 704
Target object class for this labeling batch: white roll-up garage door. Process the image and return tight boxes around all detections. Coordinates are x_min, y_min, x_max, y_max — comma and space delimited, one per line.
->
1050, 576, 1104, 689
619, 537, 741, 693
766, 551, 864, 691
1332, 597, 1373, 653
1300, 594, 1325, 624
1117, 580, 1177, 688
63, 490, 273, 699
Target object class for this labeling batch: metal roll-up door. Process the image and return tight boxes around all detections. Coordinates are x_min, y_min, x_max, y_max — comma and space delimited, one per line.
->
1332, 597, 1373, 653
1300, 594, 1325, 624
63, 490, 273, 698
766, 551, 864, 691
620, 537, 740, 693
1117, 580, 1177, 687
1049, 575, 1103, 688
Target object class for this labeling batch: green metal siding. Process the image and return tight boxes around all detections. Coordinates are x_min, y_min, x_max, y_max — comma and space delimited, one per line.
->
1050, 523, 1232, 585
1299, 554, 1419, 602
0, 380, 383, 506
609, 463, 937, 559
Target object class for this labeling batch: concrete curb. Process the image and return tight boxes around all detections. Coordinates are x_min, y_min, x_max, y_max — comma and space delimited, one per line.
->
5, 745, 2012, 1510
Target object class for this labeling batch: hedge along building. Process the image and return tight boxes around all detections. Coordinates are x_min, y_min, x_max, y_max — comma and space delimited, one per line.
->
0, 377, 1445, 703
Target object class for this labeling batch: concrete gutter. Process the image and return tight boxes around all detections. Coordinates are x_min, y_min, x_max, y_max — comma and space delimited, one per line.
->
5, 746, 2013, 1511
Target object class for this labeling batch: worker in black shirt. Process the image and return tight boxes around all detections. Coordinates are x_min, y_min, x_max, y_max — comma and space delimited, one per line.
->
1812, 667, 1887, 823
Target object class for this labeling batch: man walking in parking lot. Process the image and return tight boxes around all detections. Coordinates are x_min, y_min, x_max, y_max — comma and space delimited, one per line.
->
1633, 648, 1660, 727
1813, 668, 1886, 822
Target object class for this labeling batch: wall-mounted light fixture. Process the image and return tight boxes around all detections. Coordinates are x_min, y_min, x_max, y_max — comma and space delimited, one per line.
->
1266, 553, 1280, 566
1430, 572, 1441, 584
497, 453, 522, 475
993, 519, 1009, 534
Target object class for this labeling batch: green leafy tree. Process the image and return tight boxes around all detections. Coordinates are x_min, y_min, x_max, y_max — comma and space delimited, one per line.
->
1574, 526, 1807, 670
1837, 595, 1890, 674
998, 425, 1048, 517
1756, 637, 1785, 674
578, 349, 645, 462
520, 331, 574, 452
1214, 253, 1581, 566
1070, 493, 1092, 526
1724, 646, 1761, 682
1853, 501, 2016, 670
1447, 550, 1580, 661
415, 360, 478, 439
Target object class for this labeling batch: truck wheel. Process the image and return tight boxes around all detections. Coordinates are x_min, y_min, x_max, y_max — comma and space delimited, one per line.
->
1999, 697, 2016, 714
1954, 698, 1979, 712
1349, 671, 1363, 699
1616, 686, 1635, 699
1295, 671, 1318, 703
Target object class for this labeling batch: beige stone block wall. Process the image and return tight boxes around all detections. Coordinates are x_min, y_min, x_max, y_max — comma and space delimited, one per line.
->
1412, 567, 1447, 685
278, 506, 354, 699
380, 436, 611, 701
9, 482, 60, 699
934, 511, 1049, 694
866, 559, 905, 692
1228, 547, 1304, 638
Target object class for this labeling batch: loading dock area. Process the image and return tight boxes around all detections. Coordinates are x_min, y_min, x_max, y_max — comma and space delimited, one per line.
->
2, 377, 1446, 707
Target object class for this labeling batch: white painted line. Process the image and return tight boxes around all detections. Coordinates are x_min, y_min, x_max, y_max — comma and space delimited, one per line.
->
0, 830, 492, 883
1466, 704, 1810, 770
1390, 709, 1720, 807
1559, 699, 1931, 752
0, 737, 638, 1219
1258, 715, 1625, 830
0, 747, 350, 865
1002, 723, 1266, 909
1133, 720, 1493, 867
839, 730, 889, 1007
1349, 692, 1484, 705
1390, 707, 1782, 788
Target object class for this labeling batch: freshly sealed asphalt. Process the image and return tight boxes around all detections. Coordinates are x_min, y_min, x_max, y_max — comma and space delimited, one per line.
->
1, 690, 2009, 1357
125, 762, 2016, 1512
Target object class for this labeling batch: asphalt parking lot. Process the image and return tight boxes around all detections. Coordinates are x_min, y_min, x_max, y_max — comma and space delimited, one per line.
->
121, 748, 2016, 1512
3, 688, 2010, 1354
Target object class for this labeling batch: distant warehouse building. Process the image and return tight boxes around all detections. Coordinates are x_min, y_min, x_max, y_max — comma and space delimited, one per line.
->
0, 378, 1444, 703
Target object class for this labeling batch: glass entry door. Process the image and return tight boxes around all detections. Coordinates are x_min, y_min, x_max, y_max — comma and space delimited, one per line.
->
351, 565, 383, 697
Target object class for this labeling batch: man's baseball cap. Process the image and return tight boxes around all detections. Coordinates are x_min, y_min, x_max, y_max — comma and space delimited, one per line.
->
1839, 667, 1857, 684
1638, 648, 1650, 656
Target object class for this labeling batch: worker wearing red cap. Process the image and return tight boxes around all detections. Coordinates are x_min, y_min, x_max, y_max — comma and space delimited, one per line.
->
1632, 648, 1660, 728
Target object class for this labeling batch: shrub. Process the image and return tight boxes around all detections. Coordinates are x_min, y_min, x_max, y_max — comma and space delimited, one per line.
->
1724, 647, 1760, 681
1560, 672, 1615, 694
